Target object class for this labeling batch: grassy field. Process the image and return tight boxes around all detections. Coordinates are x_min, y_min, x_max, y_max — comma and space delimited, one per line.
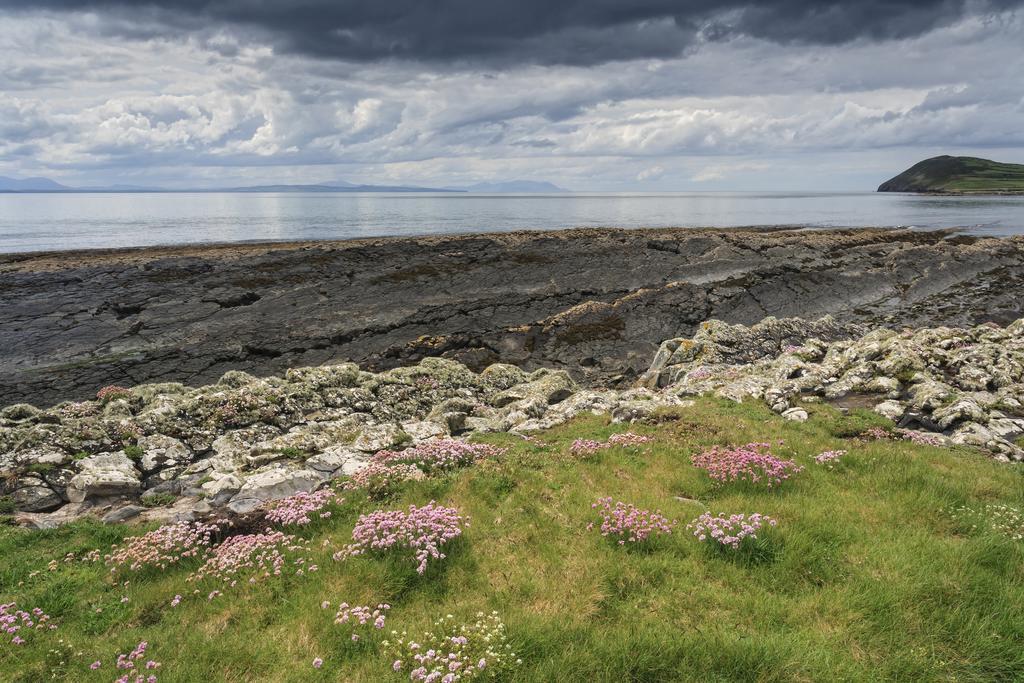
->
2, 397, 1023, 682
941, 156, 1024, 192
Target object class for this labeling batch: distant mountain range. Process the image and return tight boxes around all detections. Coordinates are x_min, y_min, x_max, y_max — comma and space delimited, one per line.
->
0, 176, 71, 192
0, 176, 567, 194
878, 156, 1024, 194
447, 180, 568, 193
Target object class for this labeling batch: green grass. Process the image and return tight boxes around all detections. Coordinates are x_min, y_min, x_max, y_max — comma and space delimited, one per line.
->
2, 397, 1023, 682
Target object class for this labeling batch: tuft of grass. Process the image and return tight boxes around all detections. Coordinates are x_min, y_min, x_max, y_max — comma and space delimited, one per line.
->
1, 397, 1023, 682
140, 493, 177, 508
123, 445, 145, 461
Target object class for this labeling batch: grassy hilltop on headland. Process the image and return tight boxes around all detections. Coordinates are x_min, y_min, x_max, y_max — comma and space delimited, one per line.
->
878, 155, 1024, 194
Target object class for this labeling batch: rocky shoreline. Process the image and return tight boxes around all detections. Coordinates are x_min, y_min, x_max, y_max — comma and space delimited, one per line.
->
2, 315, 1022, 529
3, 227, 1023, 408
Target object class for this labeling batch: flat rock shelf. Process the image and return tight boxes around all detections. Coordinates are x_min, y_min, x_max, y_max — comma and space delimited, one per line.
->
2, 227, 1023, 408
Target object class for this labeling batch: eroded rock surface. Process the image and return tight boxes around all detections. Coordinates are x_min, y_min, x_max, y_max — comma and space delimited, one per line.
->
4, 316, 1023, 527
3, 228, 1023, 406
0, 357, 641, 525
644, 317, 1024, 461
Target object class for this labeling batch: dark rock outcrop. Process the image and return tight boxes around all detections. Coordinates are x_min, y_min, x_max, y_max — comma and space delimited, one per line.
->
2, 227, 1023, 406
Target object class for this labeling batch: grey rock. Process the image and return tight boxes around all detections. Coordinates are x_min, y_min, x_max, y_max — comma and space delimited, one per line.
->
3, 229, 1024, 408
781, 407, 809, 422
353, 424, 409, 453
200, 473, 243, 498
137, 434, 191, 472
12, 482, 62, 512
306, 446, 365, 474
874, 400, 906, 421
226, 466, 325, 513
102, 505, 147, 524
933, 399, 988, 431
66, 453, 141, 503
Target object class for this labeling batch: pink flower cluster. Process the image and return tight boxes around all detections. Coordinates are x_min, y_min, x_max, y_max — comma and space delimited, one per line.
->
384, 612, 519, 682
335, 501, 465, 574
96, 385, 132, 402
587, 497, 676, 545
570, 432, 653, 457
344, 440, 505, 499
569, 439, 606, 456
188, 530, 316, 586
860, 427, 894, 441
1, 602, 55, 646
897, 429, 945, 447
688, 512, 777, 549
334, 602, 391, 634
374, 439, 506, 475
691, 443, 803, 487
111, 640, 160, 683
813, 449, 847, 465
264, 489, 340, 526
105, 521, 220, 573
607, 432, 653, 447
344, 460, 423, 500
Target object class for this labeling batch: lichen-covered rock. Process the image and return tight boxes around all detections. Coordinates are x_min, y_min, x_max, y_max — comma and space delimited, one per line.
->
782, 407, 809, 422
137, 434, 191, 473
492, 370, 576, 407
874, 400, 906, 421
11, 478, 62, 512
644, 316, 1024, 460
305, 446, 366, 474
226, 466, 325, 514
66, 452, 142, 503
353, 423, 410, 452
4, 316, 1023, 524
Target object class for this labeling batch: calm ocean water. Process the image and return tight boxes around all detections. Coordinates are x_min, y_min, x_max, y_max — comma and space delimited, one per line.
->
1, 191, 1023, 253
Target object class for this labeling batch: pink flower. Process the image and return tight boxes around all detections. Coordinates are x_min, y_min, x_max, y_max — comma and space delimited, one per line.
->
589, 497, 676, 544
90, 661, 102, 670
814, 449, 847, 465
335, 502, 464, 574
265, 489, 341, 527
688, 512, 778, 549
692, 443, 802, 487
312, 657, 323, 669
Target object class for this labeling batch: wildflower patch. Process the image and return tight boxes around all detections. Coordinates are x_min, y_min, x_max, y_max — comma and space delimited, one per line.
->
588, 497, 676, 545
688, 512, 777, 549
335, 501, 465, 574
691, 442, 803, 487
264, 489, 340, 526
383, 611, 520, 681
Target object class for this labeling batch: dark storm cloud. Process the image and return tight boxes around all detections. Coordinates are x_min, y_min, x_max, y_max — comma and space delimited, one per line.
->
3, 0, 1021, 65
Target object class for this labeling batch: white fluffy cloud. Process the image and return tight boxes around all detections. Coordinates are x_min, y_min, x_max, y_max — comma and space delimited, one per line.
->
0, 10, 1022, 189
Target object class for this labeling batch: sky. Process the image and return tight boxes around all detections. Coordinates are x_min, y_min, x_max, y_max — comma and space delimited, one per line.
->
0, 1, 1022, 191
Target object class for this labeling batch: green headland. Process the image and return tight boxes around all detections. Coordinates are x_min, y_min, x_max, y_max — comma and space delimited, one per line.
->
878, 155, 1024, 194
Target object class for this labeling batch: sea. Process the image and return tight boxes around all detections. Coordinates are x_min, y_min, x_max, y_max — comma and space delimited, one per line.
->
1, 191, 1023, 253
